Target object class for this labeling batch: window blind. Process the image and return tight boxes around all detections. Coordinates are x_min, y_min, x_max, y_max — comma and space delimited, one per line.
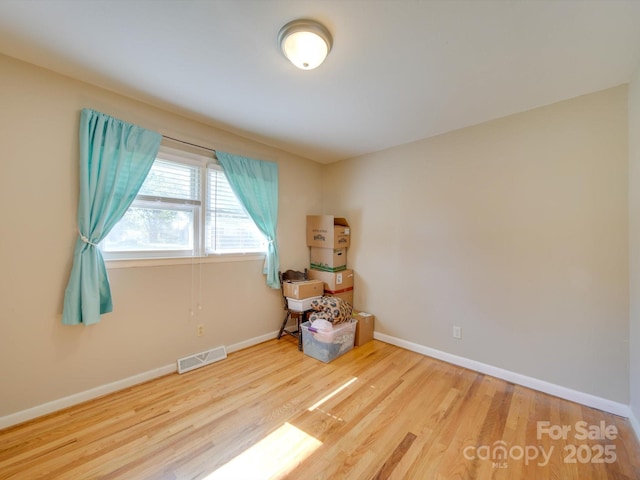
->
138, 159, 201, 204
206, 166, 265, 254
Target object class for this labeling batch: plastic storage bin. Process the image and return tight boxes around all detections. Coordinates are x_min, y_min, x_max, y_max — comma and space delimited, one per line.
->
301, 319, 357, 363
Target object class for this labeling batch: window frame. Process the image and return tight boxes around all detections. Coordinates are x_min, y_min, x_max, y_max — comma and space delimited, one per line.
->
101, 145, 267, 265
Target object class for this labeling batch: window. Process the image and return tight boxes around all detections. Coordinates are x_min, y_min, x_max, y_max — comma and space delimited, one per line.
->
206, 166, 266, 254
101, 147, 266, 260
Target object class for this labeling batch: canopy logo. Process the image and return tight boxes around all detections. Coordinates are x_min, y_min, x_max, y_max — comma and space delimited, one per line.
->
463, 421, 618, 469
463, 441, 552, 467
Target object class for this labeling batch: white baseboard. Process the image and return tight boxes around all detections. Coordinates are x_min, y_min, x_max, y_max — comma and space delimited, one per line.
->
374, 332, 630, 418
0, 330, 281, 431
0, 364, 176, 430
629, 408, 640, 443
226, 330, 279, 354
4, 329, 629, 431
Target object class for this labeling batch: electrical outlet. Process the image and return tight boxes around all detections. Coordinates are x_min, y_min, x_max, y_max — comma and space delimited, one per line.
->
197, 324, 205, 337
453, 326, 462, 339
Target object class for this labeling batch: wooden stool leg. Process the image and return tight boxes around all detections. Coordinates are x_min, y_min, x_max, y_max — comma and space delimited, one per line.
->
277, 311, 290, 339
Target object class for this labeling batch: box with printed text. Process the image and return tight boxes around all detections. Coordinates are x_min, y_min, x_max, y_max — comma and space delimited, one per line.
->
308, 269, 354, 292
310, 247, 347, 272
306, 215, 351, 248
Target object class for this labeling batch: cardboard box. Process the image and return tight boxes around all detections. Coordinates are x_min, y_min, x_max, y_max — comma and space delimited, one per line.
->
301, 319, 357, 363
282, 279, 324, 299
352, 311, 375, 346
324, 288, 353, 306
307, 215, 351, 248
308, 269, 354, 292
310, 247, 347, 272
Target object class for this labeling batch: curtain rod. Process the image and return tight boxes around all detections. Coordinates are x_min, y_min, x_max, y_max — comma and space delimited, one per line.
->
162, 135, 217, 155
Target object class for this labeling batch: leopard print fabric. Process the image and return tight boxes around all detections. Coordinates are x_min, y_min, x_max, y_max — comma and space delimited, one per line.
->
308, 296, 353, 325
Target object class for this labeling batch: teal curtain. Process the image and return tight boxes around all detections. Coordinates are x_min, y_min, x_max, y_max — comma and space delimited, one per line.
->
216, 151, 280, 289
62, 109, 161, 325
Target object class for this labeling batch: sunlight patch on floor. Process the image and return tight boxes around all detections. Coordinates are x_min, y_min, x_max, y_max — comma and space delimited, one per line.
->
308, 377, 358, 411
204, 422, 322, 480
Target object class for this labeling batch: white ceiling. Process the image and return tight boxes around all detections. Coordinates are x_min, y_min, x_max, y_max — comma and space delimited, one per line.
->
1, 1, 640, 163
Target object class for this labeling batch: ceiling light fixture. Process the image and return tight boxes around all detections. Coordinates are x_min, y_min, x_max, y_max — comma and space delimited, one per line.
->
278, 19, 332, 70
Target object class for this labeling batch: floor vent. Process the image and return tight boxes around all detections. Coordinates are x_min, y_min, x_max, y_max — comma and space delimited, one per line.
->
177, 346, 227, 374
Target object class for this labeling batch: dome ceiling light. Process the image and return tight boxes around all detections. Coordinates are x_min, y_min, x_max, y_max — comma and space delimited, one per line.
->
278, 19, 333, 70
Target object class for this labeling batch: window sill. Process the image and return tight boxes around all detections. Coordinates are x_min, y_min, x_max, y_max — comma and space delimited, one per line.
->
105, 252, 266, 269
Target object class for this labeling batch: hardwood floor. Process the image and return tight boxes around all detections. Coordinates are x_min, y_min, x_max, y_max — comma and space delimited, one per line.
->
1, 338, 639, 479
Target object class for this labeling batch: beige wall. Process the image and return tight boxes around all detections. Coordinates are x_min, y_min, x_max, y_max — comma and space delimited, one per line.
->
0, 51, 633, 420
629, 65, 640, 424
0, 54, 323, 417
324, 86, 629, 403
